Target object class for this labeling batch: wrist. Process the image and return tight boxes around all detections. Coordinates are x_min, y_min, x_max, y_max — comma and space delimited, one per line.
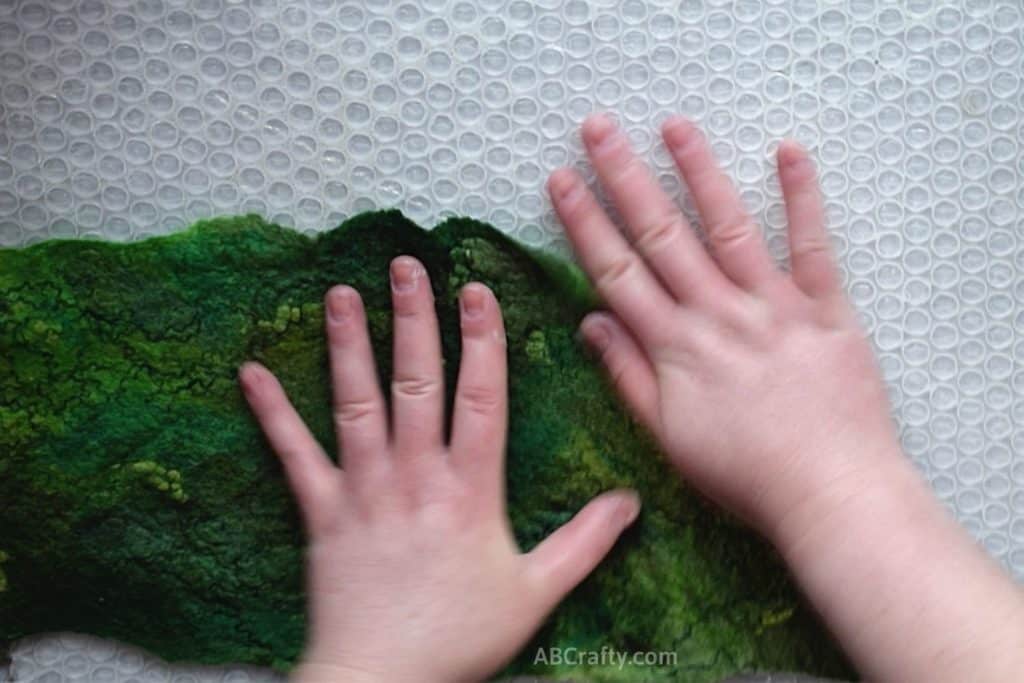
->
763, 445, 1024, 682
290, 661, 388, 683
291, 658, 454, 683
764, 445, 926, 560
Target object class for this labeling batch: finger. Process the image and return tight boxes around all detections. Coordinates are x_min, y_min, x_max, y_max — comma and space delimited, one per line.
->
239, 362, 339, 535
548, 168, 676, 349
449, 284, 507, 491
579, 312, 659, 429
581, 114, 735, 305
525, 489, 640, 610
663, 116, 778, 291
325, 286, 388, 474
777, 140, 841, 299
390, 256, 444, 456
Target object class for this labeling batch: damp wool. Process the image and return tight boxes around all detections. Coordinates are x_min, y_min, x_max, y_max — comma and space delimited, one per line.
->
0, 211, 852, 682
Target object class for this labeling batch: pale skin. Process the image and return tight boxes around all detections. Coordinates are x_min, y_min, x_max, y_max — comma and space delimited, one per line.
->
241, 114, 1024, 683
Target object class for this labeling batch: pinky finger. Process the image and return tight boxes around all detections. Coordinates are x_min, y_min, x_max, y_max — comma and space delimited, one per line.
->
777, 141, 841, 300
579, 312, 659, 430
240, 362, 340, 535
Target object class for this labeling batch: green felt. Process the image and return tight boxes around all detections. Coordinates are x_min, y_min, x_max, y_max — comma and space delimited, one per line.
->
0, 211, 852, 681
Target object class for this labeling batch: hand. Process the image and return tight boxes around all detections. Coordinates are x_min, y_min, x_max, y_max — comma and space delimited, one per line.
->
549, 115, 1024, 683
548, 113, 902, 541
239, 258, 640, 683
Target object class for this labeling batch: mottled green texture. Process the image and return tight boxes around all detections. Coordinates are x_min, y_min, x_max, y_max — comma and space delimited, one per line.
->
0, 211, 852, 681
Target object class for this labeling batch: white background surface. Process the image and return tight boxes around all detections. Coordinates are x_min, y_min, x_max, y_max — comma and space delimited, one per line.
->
1, 0, 1022, 681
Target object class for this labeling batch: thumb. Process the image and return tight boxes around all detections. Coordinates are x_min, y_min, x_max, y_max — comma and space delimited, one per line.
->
524, 489, 641, 609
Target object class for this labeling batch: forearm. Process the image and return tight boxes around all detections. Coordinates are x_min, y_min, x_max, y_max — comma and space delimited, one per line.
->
291, 661, 417, 683
772, 451, 1024, 682
291, 662, 385, 683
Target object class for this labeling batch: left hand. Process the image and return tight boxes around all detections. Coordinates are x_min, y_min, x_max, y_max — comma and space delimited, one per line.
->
240, 257, 640, 683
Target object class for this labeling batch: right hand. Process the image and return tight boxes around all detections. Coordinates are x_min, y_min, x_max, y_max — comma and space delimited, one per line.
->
550, 113, 1024, 683
548, 113, 905, 540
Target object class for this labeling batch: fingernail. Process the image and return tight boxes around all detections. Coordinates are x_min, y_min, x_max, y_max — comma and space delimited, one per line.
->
663, 116, 696, 151
584, 114, 616, 148
548, 169, 577, 202
238, 362, 262, 393
614, 491, 641, 526
581, 317, 610, 351
780, 143, 810, 170
391, 257, 420, 293
327, 288, 352, 322
461, 285, 486, 318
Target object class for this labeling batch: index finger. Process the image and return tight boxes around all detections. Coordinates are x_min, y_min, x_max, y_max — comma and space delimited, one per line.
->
547, 168, 676, 349
239, 362, 339, 536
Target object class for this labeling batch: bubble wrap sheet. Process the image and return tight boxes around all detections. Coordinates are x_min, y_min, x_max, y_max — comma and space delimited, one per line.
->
1, 0, 1023, 681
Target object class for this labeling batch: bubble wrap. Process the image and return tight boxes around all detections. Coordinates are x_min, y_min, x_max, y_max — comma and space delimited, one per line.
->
1, 0, 1022, 681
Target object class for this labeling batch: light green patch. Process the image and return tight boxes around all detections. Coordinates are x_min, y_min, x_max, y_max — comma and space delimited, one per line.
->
25, 319, 62, 346
757, 605, 796, 634
129, 460, 188, 503
448, 238, 520, 292
525, 329, 552, 365
559, 429, 618, 489
258, 304, 302, 333
299, 302, 323, 324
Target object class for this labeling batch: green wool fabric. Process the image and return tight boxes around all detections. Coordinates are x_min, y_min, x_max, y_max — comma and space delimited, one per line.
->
0, 211, 852, 681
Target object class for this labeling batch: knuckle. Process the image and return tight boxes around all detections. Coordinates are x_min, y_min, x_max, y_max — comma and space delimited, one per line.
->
557, 179, 589, 214
752, 308, 783, 341
792, 236, 832, 259
392, 375, 441, 400
670, 125, 705, 159
557, 183, 589, 218
787, 162, 819, 185
460, 316, 504, 342
825, 300, 862, 330
459, 384, 502, 415
463, 327, 509, 349
308, 511, 341, 540
596, 342, 640, 396
333, 397, 379, 427
392, 295, 434, 319
728, 293, 776, 336
606, 155, 643, 186
635, 214, 683, 255
711, 215, 758, 252
605, 357, 630, 393
392, 302, 425, 319
418, 497, 469, 534
595, 253, 640, 292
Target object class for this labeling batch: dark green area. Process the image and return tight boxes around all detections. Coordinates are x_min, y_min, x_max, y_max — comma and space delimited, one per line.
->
0, 211, 852, 681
